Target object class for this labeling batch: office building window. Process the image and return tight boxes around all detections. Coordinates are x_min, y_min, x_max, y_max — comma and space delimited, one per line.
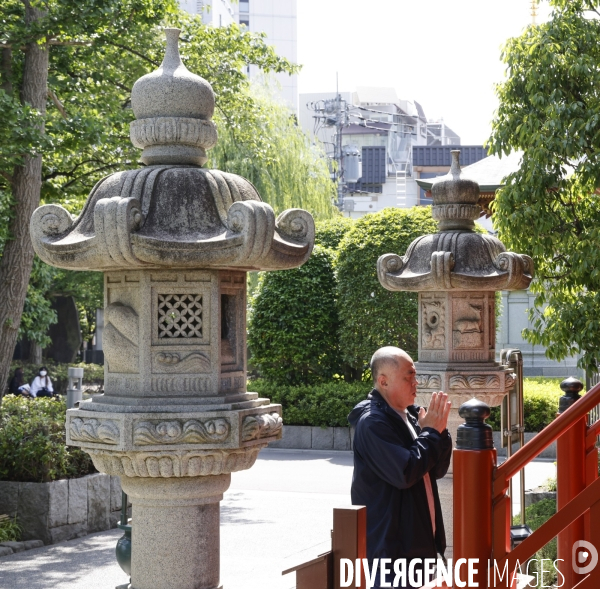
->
240, 19, 249, 27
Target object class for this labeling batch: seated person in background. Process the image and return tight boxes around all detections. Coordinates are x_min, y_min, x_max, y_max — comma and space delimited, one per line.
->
31, 366, 54, 398
8, 367, 24, 395
8, 367, 32, 398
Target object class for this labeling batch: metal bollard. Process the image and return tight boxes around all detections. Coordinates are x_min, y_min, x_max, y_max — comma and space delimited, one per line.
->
66, 367, 84, 409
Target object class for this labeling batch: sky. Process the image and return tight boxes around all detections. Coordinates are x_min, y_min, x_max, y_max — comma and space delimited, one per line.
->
296, 0, 553, 145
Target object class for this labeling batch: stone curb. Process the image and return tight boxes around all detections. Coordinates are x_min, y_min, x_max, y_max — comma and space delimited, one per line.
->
267, 426, 353, 451
0, 539, 44, 557
269, 426, 557, 458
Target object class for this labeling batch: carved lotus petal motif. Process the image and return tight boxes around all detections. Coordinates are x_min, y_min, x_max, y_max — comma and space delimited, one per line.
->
133, 419, 231, 445
242, 412, 283, 441
449, 375, 501, 390
416, 374, 442, 389
70, 418, 120, 444
88, 447, 265, 478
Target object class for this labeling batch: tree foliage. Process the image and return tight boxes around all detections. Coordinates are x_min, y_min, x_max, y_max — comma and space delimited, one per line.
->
336, 207, 437, 378
209, 89, 336, 220
488, 0, 600, 373
248, 246, 340, 385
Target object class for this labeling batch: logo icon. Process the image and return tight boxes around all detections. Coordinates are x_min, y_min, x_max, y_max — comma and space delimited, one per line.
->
514, 572, 536, 589
572, 540, 599, 575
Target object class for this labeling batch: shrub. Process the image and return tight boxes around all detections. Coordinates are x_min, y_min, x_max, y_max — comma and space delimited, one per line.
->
0, 395, 96, 482
250, 379, 372, 427
487, 377, 565, 431
0, 515, 21, 542
336, 207, 437, 379
513, 499, 557, 588
7, 361, 104, 395
248, 246, 341, 385
314, 217, 354, 250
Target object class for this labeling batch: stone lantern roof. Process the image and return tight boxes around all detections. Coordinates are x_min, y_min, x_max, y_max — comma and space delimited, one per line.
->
30, 29, 314, 273
378, 150, 534, 292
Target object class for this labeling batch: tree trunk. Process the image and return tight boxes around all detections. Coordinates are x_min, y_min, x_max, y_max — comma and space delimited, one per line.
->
30, 342, 43, 365
0, 6, 48, 398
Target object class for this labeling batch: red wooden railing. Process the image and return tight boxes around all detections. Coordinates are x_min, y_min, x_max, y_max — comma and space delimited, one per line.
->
455, 380, 600, 589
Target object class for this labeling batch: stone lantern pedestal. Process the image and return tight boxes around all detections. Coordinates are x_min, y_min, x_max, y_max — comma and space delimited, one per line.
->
377, 150, 533, 553
30, 29, 315, 589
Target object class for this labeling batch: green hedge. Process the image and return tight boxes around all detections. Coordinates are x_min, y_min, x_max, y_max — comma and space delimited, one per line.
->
336, 208, 437, 377
248, 246, 341, 385
252, 377, 567, 431
7, 361, 104, 395
488, 377, 564, 431
0, 395, 96, 482
250, 379, 371, 427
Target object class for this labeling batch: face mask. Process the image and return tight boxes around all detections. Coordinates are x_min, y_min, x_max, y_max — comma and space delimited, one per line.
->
40, 371, 47, 376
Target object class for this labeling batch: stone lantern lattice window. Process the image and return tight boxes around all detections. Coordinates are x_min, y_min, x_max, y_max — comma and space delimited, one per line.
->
158, 294, 203, 338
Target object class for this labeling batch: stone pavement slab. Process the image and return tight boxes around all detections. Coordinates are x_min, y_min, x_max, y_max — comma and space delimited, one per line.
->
0, 449, 555, 589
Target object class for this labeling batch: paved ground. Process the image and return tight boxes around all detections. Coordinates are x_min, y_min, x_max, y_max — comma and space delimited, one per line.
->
0, 449, 555, 589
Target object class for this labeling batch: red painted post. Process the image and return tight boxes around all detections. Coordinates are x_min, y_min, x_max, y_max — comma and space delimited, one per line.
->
556, 377, 586, 588
453, 399, 495, 589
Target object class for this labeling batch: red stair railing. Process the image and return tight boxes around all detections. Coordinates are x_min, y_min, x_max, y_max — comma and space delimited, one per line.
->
454, 378, 600, 589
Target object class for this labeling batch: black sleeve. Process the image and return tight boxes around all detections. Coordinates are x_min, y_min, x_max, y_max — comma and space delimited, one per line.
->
430, 429, 452, 480
354, 416, 448, 490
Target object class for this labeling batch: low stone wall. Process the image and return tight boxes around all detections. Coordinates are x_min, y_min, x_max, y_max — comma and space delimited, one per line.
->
0, 473, 129, 545
268, 426, 353, 450
268, 426, 557, 458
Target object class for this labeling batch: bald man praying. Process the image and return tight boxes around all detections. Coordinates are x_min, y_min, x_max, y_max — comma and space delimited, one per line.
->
348, 346, 452, 589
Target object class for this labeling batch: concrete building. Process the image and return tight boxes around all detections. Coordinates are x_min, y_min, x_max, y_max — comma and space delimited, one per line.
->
180, 0, 298, 111
236, 0, 298, 111
298, 87, 485, 218
183, 0, 237, 27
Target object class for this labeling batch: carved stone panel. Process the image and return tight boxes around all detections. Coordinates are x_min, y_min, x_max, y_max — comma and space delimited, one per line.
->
151, 349, 212, 374
452, 298, 484, 350
241, 412, 282, 441
422, 298, 446, 350
103, 302, 140, 373
416, 374, 442, 390
70, 417, 120, 445
133, 418, 230, 445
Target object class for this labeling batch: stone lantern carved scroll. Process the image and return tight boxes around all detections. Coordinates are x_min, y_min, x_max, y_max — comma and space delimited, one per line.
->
377, 149, 533, 552
30, 28, 313, 589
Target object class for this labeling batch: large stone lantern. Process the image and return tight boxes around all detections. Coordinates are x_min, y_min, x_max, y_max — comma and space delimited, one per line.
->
30, 29, 314, 589
377, 150, 533, 551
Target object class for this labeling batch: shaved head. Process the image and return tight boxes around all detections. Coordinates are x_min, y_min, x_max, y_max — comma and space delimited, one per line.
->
370, 346, 412, 384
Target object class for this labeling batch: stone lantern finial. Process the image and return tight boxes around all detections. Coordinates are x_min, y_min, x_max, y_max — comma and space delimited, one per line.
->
432, 150, 480, 231
130, 28, 218, 166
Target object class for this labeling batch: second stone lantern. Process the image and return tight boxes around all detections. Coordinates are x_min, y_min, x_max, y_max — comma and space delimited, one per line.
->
377, 150, 534, 552
30, 29, 315, 589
